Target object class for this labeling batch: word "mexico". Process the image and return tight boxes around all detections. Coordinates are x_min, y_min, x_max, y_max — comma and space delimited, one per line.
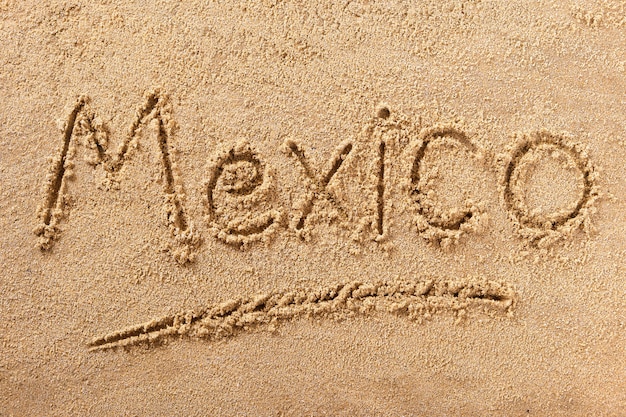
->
35, 90, 598, 263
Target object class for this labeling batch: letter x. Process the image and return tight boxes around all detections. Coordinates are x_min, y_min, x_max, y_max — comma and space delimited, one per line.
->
285, 140, 353, 230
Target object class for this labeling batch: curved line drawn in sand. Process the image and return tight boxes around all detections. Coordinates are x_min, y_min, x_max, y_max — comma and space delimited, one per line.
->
408, 125, 487, 247
34, 90, 200, 263
283, 139, 353, 234
205, 140, 283, 246
89, 277, 516, 351
501, 131, 598, 247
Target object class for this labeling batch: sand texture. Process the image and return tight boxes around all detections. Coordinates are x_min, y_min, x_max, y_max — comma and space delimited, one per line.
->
1, 0, 625, 415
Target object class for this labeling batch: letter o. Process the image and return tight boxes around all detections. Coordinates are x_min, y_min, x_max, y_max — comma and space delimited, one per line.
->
502, 131, 595, 233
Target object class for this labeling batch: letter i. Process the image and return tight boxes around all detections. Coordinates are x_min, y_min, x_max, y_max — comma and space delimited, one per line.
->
375, 104, 390, 239
377, 139, 385, 237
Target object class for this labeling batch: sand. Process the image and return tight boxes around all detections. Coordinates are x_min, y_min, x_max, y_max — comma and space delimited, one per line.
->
1, 0, 625, 415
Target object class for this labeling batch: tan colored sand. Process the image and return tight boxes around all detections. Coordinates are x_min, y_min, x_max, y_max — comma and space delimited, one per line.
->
1, 0, 625, 415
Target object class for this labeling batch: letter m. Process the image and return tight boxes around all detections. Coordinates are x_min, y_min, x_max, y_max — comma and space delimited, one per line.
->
34, 89, 199, 264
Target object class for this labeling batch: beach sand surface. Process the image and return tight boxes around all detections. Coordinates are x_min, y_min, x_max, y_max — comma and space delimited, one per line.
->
0, 1, 625, 415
